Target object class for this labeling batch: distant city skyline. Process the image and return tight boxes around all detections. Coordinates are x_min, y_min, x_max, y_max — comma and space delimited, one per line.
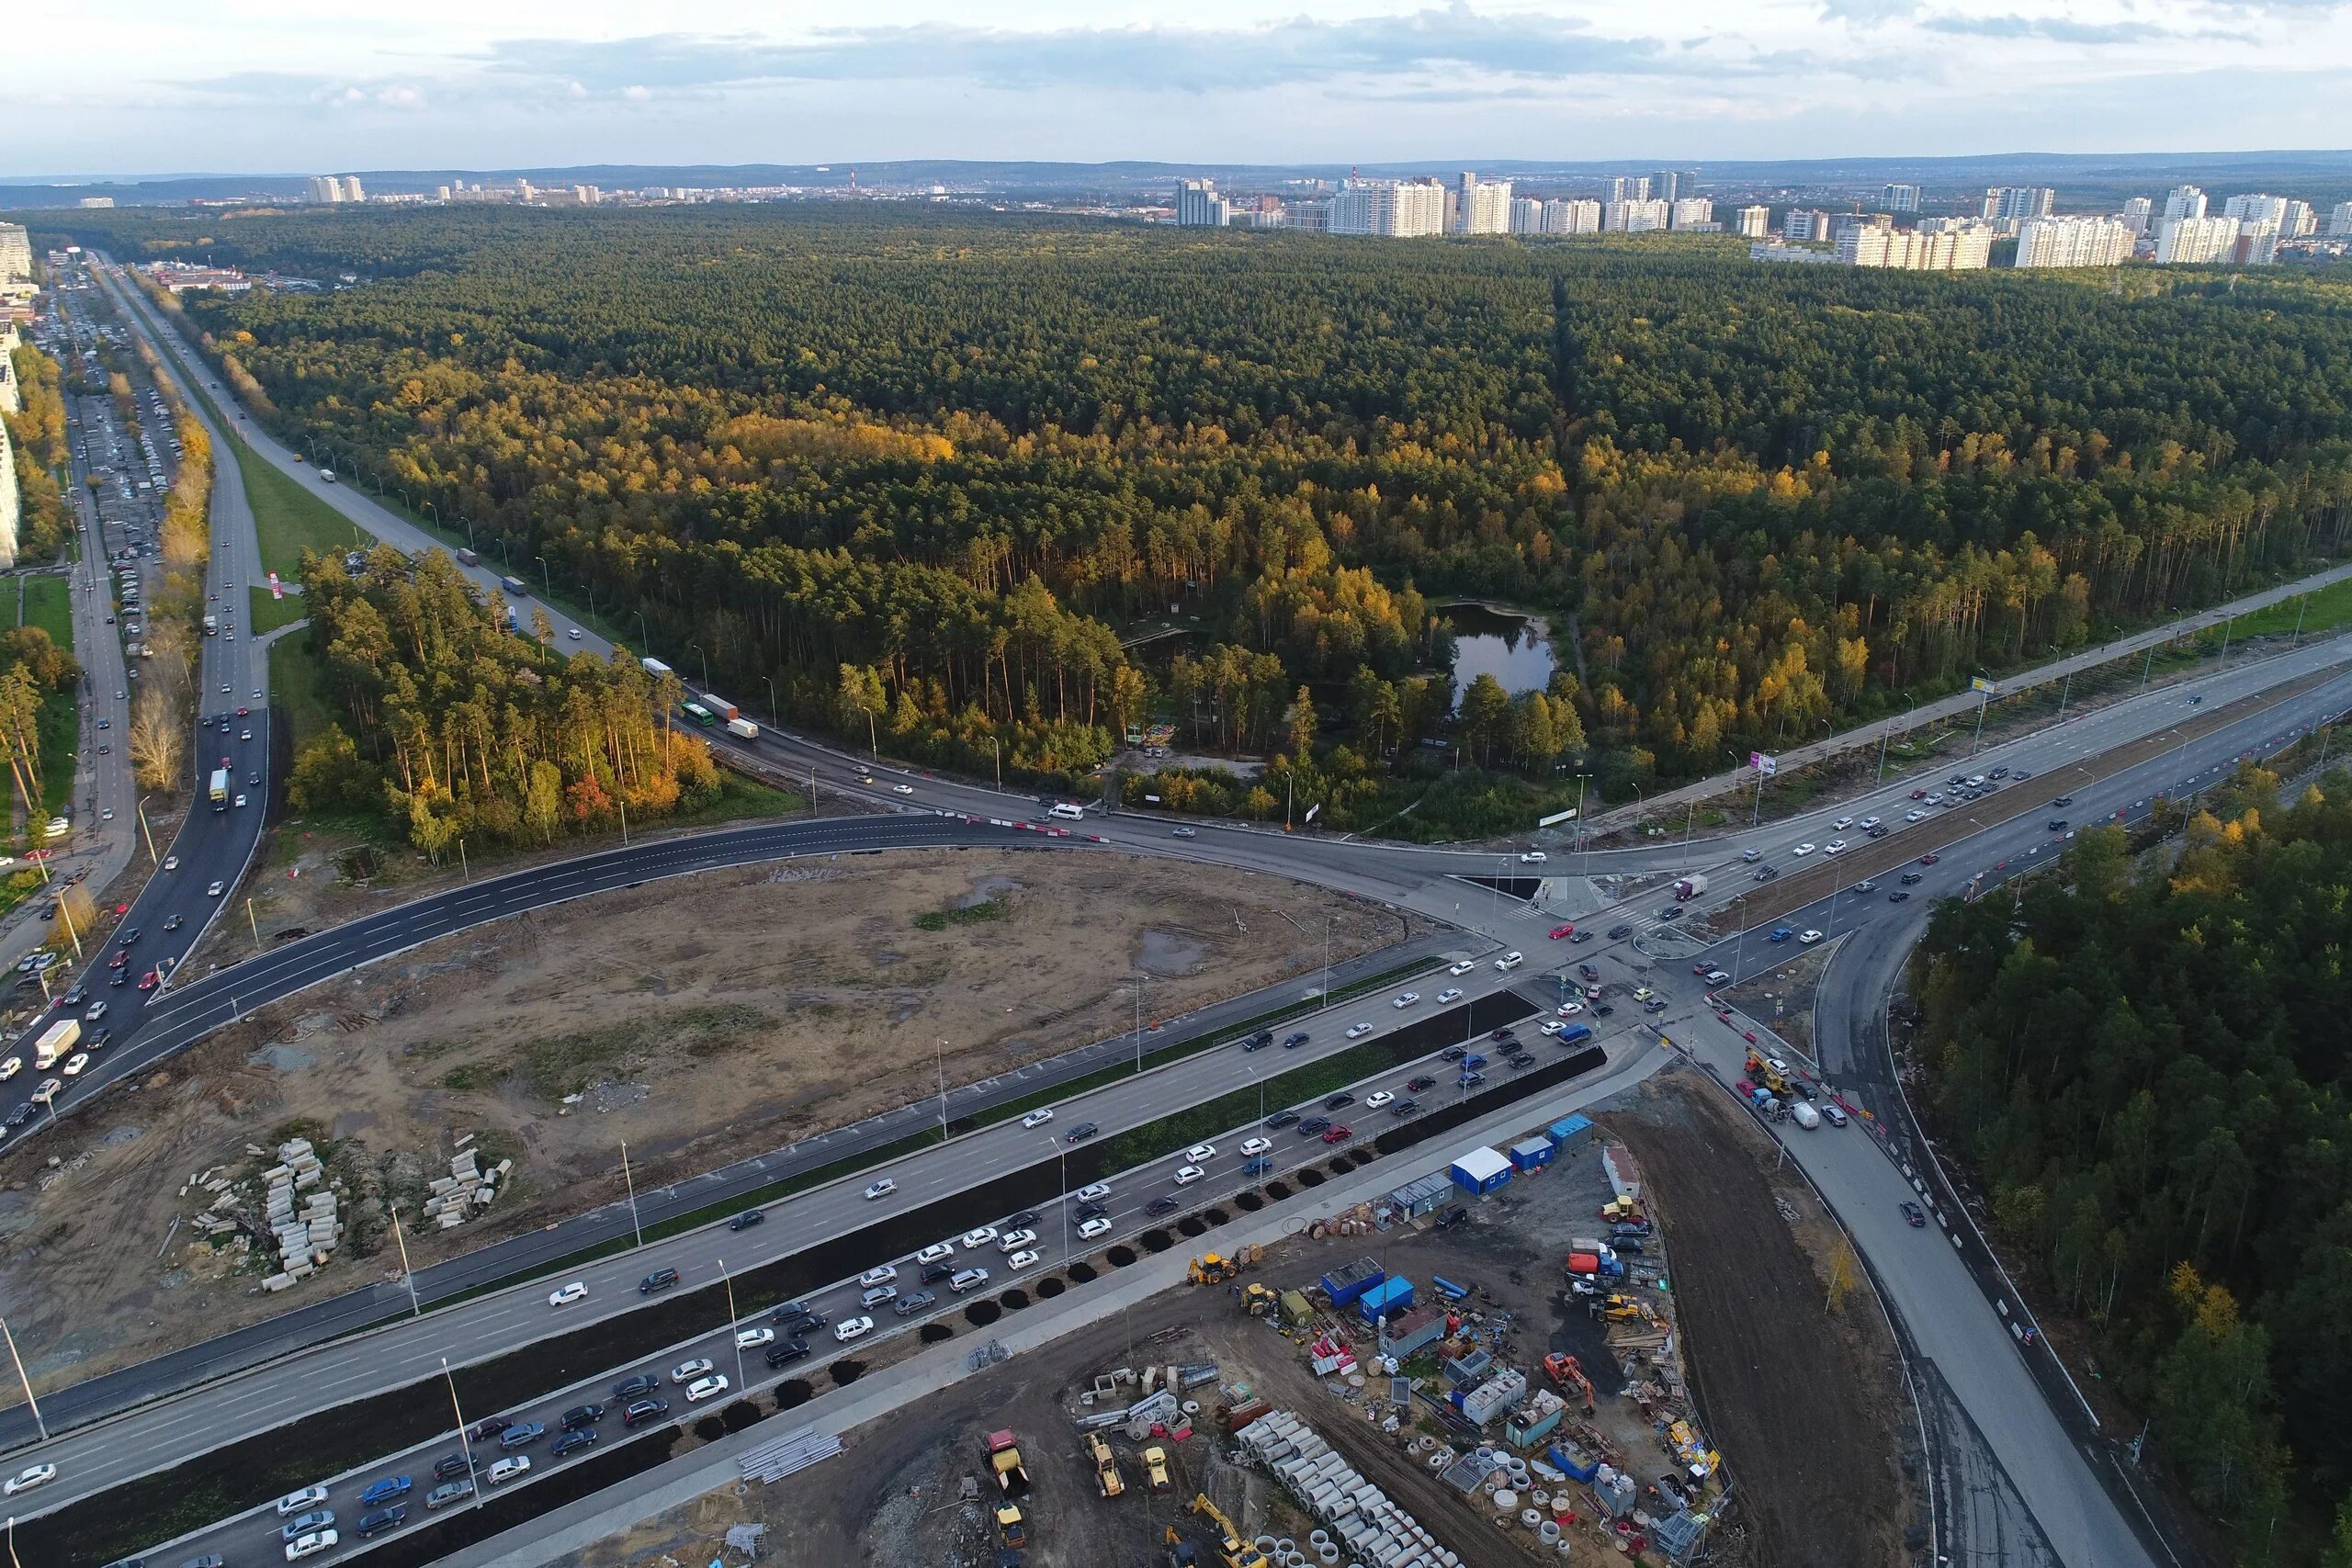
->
8, 0, 2352, 180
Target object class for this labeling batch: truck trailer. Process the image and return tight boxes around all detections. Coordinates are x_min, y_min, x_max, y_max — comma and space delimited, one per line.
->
725, 717, 760, 740
33, 1020, 79, 1070
1673, 873, 1709, 901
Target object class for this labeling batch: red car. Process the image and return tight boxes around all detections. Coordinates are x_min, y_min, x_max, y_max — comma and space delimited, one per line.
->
1917, 852, 1939, 865
1320, 1125, 1353, 1145
1909, 789, 1928, 799
1548, 924, 1575, 941
1742, 1030, 1758, 1043
236, 705, 251, 717
138, 972, 161, 991
107, 950, 130, 968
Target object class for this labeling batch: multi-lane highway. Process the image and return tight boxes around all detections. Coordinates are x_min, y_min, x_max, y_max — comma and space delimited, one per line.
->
0, 256, 275, 1143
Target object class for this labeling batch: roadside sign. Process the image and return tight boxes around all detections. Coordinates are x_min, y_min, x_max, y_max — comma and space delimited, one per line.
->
1970, 676, 1996, 695
1536, 807, 1578, 828
1749, 752, 1778, 776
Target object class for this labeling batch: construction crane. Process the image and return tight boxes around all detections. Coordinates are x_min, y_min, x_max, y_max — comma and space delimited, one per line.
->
1186, 1494, 1273, 1568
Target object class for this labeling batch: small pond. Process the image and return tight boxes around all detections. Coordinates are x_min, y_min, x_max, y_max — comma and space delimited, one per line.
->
1442, 602, 1557, 705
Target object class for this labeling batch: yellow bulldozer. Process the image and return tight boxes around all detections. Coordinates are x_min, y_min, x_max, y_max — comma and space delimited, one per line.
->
1594, 1292, 1656, 1325
1241, 1282, 1283, 1316
1088, 1431, 1126, 1498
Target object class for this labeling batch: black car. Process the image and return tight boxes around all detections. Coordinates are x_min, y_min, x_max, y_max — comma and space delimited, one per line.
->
1075, 1201, 1110, 1222
1507, 1052, 1537, 1068
728, 1210, 764, 1232
1295, 1116, 1332, 1135
1568, 930, 1595, 943
1440, 1044, 1466, 1062
551, 1428, 600, 1459
1888, 890, 1911, 902
765, 1337, 812, 1367
622, 1397, 671, 1427
87, 1029, 110, 1051
163, 914, 183, 931
1593, 1005, 1614, 1017
1264, 1110, 1300, 1130
611, 1374, 661, 1402
1146, 1195, 1181, 1215
356, 1506, 408, 1540
1282, 1031, 1310, 1049
1488, 1027, 1515, 1043
1607, 924, 1634, 939
1005, 1210, 1040, 1228
560, 1403, 605, 1430
1065, 1122, 1100, 1144
1899, 871, 1925, 885
2047, 818, 2068, 831
433, 1453, 476, 1482
769, 1305, 824, 1331
1238, 1031, 1272, 1053
639, 1267, 681, 1293
1324, 1091, 1353, 1111
1406, 1074, 1436, 1092
120, 927, 141, 943
2051, 795, 2074, 807
1434, 1205, 1470, 1229
1657, 907, 1684, 921
469, 1416, 514, 1443
1390, 1098, 1421, 1116
921, 1260, 954, 1284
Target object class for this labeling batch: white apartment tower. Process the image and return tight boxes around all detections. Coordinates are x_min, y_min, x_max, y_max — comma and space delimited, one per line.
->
1605, 198, 1669, 232
1327, 178, 1447, 237
2013, 216, 2135, 268
1882, 183, 1922, 213
2155, 215, 2240, 265
1736, 205, 1770, 239
1455, 173, 1512, 235
1982, 186, 2056, 222
2331, 201, 2352, 238
1174, 179, 1231, 227
2163, 185, 2208, 222
1668, 197, 1714, 230
2120, 197, 2153, 235
1544, 199, 1602, 234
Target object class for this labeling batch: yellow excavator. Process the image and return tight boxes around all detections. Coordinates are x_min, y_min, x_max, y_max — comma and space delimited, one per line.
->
1170, 1495, 1272, 1568
1188, 1246, 1260, 1284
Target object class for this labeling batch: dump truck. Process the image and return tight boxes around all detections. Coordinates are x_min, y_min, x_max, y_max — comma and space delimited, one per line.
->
986, 1429, 1030, 1495
1086, 1432, 1125, 1498
1673, 873, 1708, 901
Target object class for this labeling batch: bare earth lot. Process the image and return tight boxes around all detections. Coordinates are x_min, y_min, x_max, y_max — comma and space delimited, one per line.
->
580, 1067, 1912, 1568
0, 851, 1407, 1387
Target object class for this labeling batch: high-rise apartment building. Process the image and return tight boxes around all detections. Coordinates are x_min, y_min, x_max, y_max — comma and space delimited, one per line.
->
1455, 173, 1512, 234
339, 176, 364, 202
2120, 197, 2153, 235
2282, 199, 2316, 237
1654, 170, 1679, 204
1174, 179, 1231, 227
2164, 185, 2208, 222
2237, 225, 2282, 265
1781, 209, 1830, 243
2331, 201, 2352, 238
1836, 215, 1991, 270
308, 175, 343, 203
2012, 215, 2135, 268
1510, 197, 1544, 234
1327, 178, 1447, 237
2223, 193, 2290, 229
1605, 198, 1670, 233
1668, 197, 1714, 230
2155, 215, 2239, 265
1544, 198, 1602, 234
1603, 175, 1650, 206
1981, 186, 2056, 224
1882, 183, 1922, 213
1736, 205, 1770, 239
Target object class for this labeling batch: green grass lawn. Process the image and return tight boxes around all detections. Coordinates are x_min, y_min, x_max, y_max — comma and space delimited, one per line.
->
233, 435, 366, 581
19, 574, 74, 649
248, 585, 308, 636
17, 576, 79, 823
2211, 576, 2352, 642
267, 630, 336, 748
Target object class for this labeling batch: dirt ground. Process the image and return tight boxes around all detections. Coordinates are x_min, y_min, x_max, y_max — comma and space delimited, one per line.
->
584, 1067, 1913, 1568
1719, 941, 1837, 1059
1601, 1069, 1915, 1568
0, 852, 1408, 1389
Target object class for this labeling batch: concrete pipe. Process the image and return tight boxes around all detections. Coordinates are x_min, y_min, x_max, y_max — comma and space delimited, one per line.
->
1275, 1539, 1295, 1555
1318, 1547, 1340, 1565
1309, 1531, 1330, 1550
1427, 1450, 1451, 1470
1493, 1489, 1518, 1512
1182, 1400, 1201, 1416
1523, 1508, 1544, 1529
1540, 1521, 1563, 1545
1255, 1537, 1279, 1555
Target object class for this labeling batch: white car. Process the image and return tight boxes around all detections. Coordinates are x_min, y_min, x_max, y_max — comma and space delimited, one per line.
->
1006, 1249, 1041, 1271
863, 1178, 895, 1200
567, 627, 583, 640
29, 1078, 61, 1105
275, 1484, 330, 1515
1791, 843, 1815, 857
734, 1325, 774, 1349
998, 1228, 1039, 1252
892, 783, 914, 795
1905, 808, 1927, 822
1799, 930, 1825, 945
960, 1226, 999, 1249
207, 880, 225, 897
857, 1264, 898, 1288
235, 795, 247, 808
61, 1053, 89, 1077
1556, 1001, 1583, 1015
1540, 1021, 1565, 1035
1364, 1091, 1395, 1110
1184, 1143, 1216, 1162
1436, 987, 1463, 1003
1392, 992, 1420, 1009
285, 1529, 340, 1561
1832, 816, 1853, 830
834, 1315, 875, 1342
1519, 851, 1546, 863
1447, 959, 1476, 976
163, 855, 179, 871
915, 1242, 956, 1266
1075, 1181, 1112, 1202
548, 1280, 588, 1307
6, 1463, 57, 1496
486, 1457, 530, 1486
1079, 1215, 1114, 1240
1173, 1165, 1204, 1186
671, 1358, 715, 1383
686, 1374, 731, 1403
1021, 1108, 1054, 1128
1345, 1022, 1374, 1039
1238, 1137, 1272, 1156
1859, 816, 1882, 829
1824, 840, 1848, 856
0, 1057, 20, 1081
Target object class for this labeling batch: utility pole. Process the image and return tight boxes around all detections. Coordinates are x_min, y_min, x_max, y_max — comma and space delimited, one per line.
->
442, 1358, 481, 1506
390, 1205, 422, 1317
0, 1317, 46, 1440
720, 1258, 747, 1393
246, 898, 260, 948
620, 1140, 644, 1247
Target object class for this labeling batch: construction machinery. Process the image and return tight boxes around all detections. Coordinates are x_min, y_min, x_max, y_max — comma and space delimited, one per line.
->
1599, 1195, 1647, 1226
1143, 1443, 1173, 1493
1592, 1292, 1656, 1325
1241, 1282, 1283, 1317
1743, 1048, 1792, 1097
996, 1501, 1028, 1550
1164, 1527, 1201, 1567
1187, 1247, 1257, 1285
1087, 1431, 1126, 1498
1186, 1495, 1273, 1568
1544, 1352, 1598, 1415
986, 1429, 1031, 1495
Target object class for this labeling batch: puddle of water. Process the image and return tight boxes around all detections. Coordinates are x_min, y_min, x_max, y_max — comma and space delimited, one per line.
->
1137, 930, 1205, 976
1443, 602, 1557, 705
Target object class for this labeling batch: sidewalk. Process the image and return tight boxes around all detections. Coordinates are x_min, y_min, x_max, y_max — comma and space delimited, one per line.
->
1576, 557, 2352, 837
438, 1040, 1668, 1568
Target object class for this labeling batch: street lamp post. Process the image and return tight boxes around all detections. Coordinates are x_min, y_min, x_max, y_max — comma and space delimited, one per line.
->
0, 1316, 47, 1440
1132, 972, 1146, 1070
620, 1139, 644, 1247
688, 643, 709, 692
390, 1205, 422, 1317
719, 1258, 747, 1393
536, 556, 552, 597
136, 795, 157, 865
1321, 917, 1334, 1012
441, 1358, 481, 1507
1054, 1136, 1069, 1261
763, 676, 780, 727
936, 1041, 950, 1135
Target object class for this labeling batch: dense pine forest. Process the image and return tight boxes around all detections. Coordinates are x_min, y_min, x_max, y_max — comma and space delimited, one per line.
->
49, 206, 2352, 834
1915, 780, 2352, 1551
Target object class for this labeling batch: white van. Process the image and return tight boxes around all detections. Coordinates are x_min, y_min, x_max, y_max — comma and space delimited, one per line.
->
1494, 951, 1524, 972
1047, 802, 1087, 821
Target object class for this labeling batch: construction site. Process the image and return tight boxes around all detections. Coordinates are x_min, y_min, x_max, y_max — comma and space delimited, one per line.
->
584, 1066, 1913, 1568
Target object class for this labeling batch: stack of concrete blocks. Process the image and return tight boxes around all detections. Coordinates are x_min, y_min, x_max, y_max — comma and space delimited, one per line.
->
1235, 1409, 1459, 1568
424, 1145, 508, 1231
260, 1137, 338, 1291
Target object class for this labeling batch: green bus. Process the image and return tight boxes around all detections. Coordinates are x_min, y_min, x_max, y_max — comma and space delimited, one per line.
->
681, 701, 715, 728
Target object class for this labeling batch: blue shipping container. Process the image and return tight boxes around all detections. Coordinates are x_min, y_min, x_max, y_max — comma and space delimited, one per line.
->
1319, 1258, 1386, 1308
1549, 1112, 1595, 1147
1357, 1276, 1415, 1324
1509, 1135, 1555, 1172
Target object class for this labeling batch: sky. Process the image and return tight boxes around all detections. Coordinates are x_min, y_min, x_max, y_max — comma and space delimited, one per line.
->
6, 0, 2351, 180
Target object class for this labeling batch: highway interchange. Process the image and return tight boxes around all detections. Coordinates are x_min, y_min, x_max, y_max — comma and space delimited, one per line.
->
2, 256, 2346, 1567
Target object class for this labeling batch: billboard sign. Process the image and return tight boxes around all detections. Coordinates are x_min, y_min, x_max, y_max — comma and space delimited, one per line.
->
1749, 751, 1778, 776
